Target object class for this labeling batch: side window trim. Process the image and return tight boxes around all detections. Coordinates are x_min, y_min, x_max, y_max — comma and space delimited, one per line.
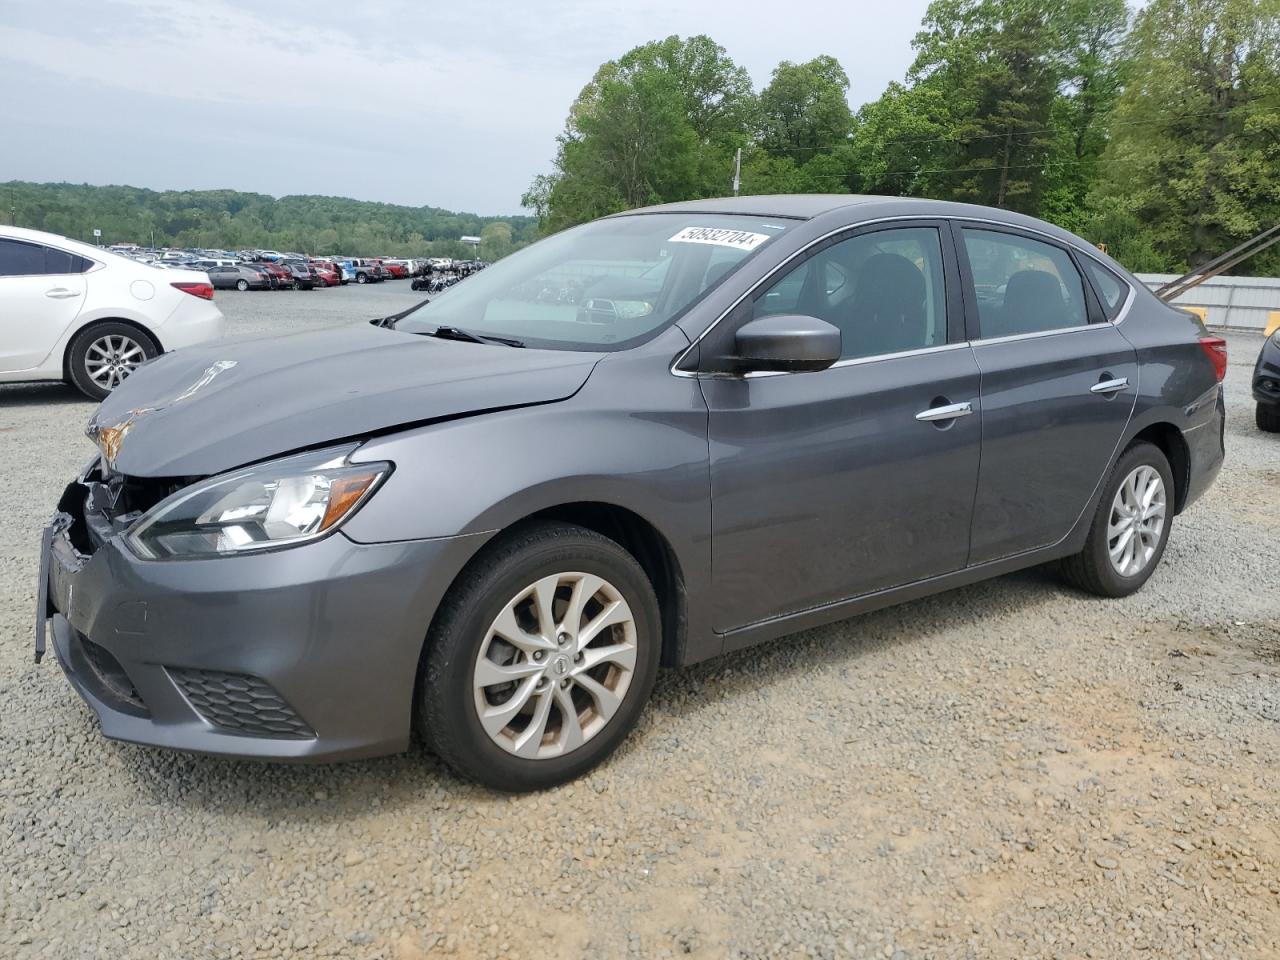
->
952, 222, 1095, 341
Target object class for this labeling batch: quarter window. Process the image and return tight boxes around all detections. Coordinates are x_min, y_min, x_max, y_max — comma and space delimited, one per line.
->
752, 226, 948, 360
1082, 259, 1129, 319
962, 229, 1088, 338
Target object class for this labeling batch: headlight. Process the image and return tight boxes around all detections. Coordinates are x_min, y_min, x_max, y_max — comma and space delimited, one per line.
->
126, 446, 391, 560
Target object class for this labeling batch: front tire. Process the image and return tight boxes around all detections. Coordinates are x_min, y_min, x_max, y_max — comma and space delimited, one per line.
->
1060, 441, 1174, 598
418, 522, 661, 792
356, 272, 368, 284
67, 322, 159, 401
1257, 402, 1280, 433
236, 279, 249, 291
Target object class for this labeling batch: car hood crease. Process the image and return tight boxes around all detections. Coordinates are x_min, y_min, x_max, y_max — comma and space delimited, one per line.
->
87, 324, 600, 477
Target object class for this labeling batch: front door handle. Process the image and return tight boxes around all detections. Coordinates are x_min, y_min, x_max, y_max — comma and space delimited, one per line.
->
915, 401, 973, 423
1090, 377, 1129, 395
45, 288, 82, 300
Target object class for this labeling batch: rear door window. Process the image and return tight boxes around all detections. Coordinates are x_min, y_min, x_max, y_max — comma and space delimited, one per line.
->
0, 239, 52, 276
962, 229, 1088, 338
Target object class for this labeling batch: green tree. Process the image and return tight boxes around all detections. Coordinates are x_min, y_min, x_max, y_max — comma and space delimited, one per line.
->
756, 56, 854, 168
906, 0, 1063, 211
1089, 0, 1280, 270
1, 181, 535, 259
523, 35, 754, 231
1039, 0, 1130, 230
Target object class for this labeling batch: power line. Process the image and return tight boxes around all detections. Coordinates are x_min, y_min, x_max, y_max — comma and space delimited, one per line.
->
750, 98, 1275, 156
772, 146, 1238, 185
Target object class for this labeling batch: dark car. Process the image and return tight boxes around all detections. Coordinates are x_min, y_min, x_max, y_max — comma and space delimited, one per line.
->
1253, 328, 1280, 431
207, 264, 272, 291
280, 260, 317, 291
252, 260, 293, 289
38, 196, 1225, 792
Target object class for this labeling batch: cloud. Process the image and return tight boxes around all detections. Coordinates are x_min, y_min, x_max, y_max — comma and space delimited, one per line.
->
1, 0, 931, 212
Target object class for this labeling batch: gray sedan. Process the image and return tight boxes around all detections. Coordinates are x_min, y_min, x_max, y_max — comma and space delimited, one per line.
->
38, 196, 1226, 791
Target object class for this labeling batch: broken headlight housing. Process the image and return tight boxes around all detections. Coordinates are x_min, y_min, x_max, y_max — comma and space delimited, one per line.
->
125, 446, 391, 560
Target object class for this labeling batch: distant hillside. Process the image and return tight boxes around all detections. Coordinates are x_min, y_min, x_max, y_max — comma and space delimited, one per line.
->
1, 181, 538, 259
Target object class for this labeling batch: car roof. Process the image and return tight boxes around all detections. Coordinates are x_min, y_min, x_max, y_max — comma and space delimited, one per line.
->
616, 194, 1112, 262
621, 194, 887, 219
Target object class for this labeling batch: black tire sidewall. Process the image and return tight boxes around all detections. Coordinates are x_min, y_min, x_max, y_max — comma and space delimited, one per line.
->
422, 526, 661, 792
1085, 443, 1175, 596
67, 322, 159, 401
236, 279, 249, 291
1258, 403, 1280, 433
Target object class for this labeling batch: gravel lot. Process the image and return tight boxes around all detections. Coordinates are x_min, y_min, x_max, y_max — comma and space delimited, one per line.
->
3, 286, 1278, 959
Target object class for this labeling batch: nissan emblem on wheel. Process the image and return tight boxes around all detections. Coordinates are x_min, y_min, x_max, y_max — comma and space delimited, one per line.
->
36, 196, 1225, 792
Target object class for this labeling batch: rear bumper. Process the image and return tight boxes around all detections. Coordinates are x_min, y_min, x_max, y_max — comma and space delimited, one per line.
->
42, 502, 486, 761
157, 295, 225, 352
1182, 384, 1226, 511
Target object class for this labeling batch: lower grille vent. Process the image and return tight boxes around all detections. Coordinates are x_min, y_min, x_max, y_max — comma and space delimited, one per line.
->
168, 668, 315, 739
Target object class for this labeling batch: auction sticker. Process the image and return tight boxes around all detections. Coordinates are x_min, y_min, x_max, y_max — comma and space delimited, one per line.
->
668, 226, 770, 251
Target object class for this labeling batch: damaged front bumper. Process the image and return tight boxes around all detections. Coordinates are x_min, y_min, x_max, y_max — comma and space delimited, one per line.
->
36, 467, 486, 762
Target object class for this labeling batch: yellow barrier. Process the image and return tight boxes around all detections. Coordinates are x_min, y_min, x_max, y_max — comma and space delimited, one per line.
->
1266, 311, 1280, 337
1184, 306, 1209, 324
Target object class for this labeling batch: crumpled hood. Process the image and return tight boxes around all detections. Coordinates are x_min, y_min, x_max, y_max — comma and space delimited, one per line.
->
88, 323, 600, 477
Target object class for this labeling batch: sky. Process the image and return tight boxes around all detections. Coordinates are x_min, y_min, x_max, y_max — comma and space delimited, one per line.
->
0, 0, 933, 216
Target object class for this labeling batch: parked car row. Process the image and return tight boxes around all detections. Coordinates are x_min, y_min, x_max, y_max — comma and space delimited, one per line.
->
105, 244, 490, 292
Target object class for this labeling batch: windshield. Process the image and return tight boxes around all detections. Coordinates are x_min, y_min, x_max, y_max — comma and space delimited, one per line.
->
396, 213, 793, 350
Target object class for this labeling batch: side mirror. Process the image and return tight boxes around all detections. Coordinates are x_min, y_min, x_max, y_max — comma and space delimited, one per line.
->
732, 314, 841, 374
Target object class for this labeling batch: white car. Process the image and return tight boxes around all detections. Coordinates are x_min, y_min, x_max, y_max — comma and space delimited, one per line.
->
0, 226, 225, 400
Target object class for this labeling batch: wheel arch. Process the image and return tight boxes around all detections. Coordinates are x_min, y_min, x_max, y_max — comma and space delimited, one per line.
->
62, 316, 164, 381
425, 501, 688, 672
1128, 422, 1190, 514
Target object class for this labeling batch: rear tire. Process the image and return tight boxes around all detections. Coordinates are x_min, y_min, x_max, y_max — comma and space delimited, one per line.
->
67, 322, 159, 401
1257, 402, 1280, 433
417, 521, 661, 792
236, 279, 249, 291
1060, 441, 1174, 598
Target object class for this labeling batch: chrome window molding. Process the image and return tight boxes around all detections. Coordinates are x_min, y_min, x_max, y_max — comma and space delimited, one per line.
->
670, 213, 1132, 380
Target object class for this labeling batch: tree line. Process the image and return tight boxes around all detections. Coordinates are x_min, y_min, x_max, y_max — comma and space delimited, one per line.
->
1, 181, 539, 261
523, 0, 1280, 275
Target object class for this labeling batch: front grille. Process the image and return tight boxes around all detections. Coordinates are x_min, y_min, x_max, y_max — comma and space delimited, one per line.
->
80, 636, 150, 716
168, 668, 315, 739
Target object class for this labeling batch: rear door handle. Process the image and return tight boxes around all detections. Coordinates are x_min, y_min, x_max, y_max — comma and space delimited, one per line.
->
915, 401, 973, 422
45, 288, 82, 299
1090, 377, 1129, 395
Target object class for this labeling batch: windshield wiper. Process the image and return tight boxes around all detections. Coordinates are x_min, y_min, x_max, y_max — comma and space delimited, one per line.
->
369, 298, 430, 329
428, 325, 525, 348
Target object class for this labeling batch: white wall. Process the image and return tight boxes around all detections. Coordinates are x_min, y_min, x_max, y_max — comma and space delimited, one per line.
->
1135, 273, 1280, 333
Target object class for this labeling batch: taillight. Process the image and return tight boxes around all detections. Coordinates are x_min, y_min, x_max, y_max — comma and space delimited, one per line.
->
171, 281, 214, 301
1198, 336, 1228, 382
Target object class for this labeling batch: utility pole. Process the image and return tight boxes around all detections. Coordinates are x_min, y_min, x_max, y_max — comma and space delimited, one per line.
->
732, 148, 741, 197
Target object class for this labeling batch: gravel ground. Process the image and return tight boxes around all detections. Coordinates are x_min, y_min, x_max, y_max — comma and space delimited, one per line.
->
2, 287, 1278, 959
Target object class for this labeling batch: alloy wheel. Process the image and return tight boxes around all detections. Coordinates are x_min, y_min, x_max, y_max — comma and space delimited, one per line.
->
1107, 465, 1166, 577
84, 333, 146, 391
472, 572, 637, 759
